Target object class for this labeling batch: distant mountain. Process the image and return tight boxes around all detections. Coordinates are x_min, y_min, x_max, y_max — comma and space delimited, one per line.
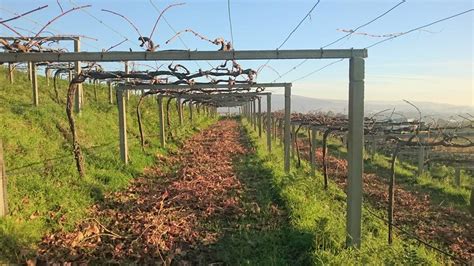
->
260, 94, 473, 119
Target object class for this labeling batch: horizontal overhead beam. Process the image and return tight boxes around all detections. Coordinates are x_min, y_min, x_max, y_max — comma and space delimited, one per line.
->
367, 132, 474, 139
192, 99, 250, 107
0, 36, 79, 41
117, 83, 288, 90
0, 49, 368, 63
180, 92, 262, 99
214, 103, 248, 107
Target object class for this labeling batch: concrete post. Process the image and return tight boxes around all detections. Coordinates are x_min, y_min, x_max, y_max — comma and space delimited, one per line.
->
346, 57, 365, 248
93, 80, 98, 101
189, 102, 193, 123
284, 84, 291, 173
249, 102, 252, 122
0, 140, 8, 217
8, 63, 13, 84
266, 94, 272, 152
257, 97, 262, 137
68, 63, 72, 82
245, 102, 249, 120
248, 102, 251, 121
246, 102, 249, 122
27, 61, 32, 81
250, 102, 253, 122
177, 97, 183, 125
157, 97, 166, 147
417, 143, 425, 176
31, 63, 38, 106
254, 100, 258, 131
74, 38, 83, 114
108, 81, 113, 104
45, 68, 50, 86
124, 61, 130, 100
116, 89, 128, 164
272, 117, 276, 140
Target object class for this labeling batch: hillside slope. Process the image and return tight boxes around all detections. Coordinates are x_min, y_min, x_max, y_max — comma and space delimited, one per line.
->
0, 67, 214, 262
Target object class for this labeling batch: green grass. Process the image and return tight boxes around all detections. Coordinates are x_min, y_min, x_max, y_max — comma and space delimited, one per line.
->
201, 120, 314, 264
241, 119, 446, 264
0, 67, 215, 262
367, 153, 471, 211
313, 131, 472, 212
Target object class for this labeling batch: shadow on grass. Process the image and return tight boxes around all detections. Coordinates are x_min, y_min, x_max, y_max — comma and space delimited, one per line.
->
200, 121, 315, 265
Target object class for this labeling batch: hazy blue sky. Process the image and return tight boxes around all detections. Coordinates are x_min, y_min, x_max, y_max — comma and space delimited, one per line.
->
1, 0, 473, 106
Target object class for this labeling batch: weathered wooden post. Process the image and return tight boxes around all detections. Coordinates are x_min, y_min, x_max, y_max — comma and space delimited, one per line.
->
117, 89, 128, 164
311, 127, 317, 176
108, 81, 113, 104
284, 84, 291, 173
31, 63, 39, 106
266, 94, 272, 152
8, 63, 13, 84
0, 140, 8, 217
74, 38, 83, 114
157, 96, 166, 147
454, 167, 461, 187
346, 57, 365, 248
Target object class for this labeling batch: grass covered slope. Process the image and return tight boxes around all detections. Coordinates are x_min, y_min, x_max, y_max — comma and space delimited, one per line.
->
241, 120, 446, 264
0, 67, 215, 261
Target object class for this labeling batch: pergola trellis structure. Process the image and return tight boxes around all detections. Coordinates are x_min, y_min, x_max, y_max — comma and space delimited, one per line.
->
117, 84, 281, 155
0, 48, 368, 247
0, 36, 83, 110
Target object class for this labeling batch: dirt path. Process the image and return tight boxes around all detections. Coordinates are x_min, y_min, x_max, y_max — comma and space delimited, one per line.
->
296, 139, 473, 261
36, 120, 286, 264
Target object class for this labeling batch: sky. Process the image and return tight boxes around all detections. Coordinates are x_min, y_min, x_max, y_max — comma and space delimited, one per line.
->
1, 0, 473, 106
